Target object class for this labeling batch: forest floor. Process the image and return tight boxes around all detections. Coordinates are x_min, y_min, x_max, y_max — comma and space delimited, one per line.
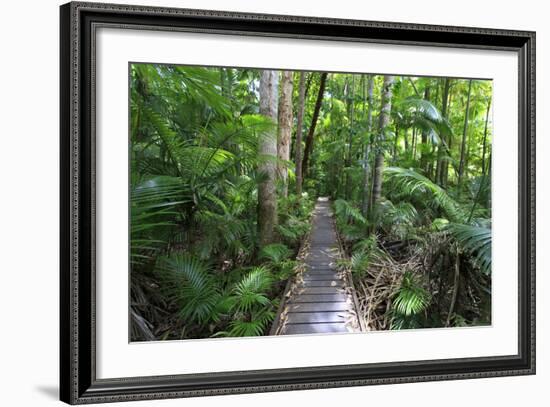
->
271, 198, 363, 335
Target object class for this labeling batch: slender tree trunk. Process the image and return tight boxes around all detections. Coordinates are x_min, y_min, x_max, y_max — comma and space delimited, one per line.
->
446, 247, 461, 327
428, 144, 436, 180
370, 76, 395, 215
458, 80, 473, 187
393, 123, 399, 164
412, 128, 417, 159
304, 73, 313, 100
420, 85, 431, 173
435, 78, 451, 185
219, 68, 227, 98
345, 75, 356, 199
361, 75, 374, 216
441, 90, 454, 187
302, 72, 328, 176
258, 70, 279, 247
295, 72, 306, 197
277, 71, 293, 197
481, 96, 492, 175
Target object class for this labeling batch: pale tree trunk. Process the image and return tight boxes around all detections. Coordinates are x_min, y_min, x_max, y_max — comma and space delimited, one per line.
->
441, 90, 454, 187
370, 76, 395, 215
458, 80, 473, 187
435, 78, 451, 185
295, 72, 306, 197
481, 96, 492, 176
258, 70, 279, 247
345, 75, 356, 200
420, 85, 431, 173
302, 72, 328, 175
361, 75, 374, 217
277, 71, 293, 197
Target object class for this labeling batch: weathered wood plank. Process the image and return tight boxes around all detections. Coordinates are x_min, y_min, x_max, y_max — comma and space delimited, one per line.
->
303, 270, 340, 277
287, 302, 350, 312
289, 294, 348, 303
285, 312, 347, 324
282, 323, 349, 334
307, 264, 338, 270
301, 274, 343, 281
305, 268, 338, 274
298, 280, 345, 288
294, 286, 345, 294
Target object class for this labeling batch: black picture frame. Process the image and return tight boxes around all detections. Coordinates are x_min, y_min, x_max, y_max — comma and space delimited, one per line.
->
60, 1, 536, 404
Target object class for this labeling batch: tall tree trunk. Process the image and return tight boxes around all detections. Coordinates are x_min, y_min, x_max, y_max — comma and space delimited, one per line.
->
481, 96, 492, 175
258, 70, 279, 247
277, 71, 293, 197
458, 80, 473, 187
361, 75, 374, 216
412, 128, 417, 159
370, 76, 395, 215
345, 75, 356, 199
295, 72, 306, 197
420, 85, 431, 173
441, 89, 454, 187
302, 72, 328, 176
393, 123, 399, 164
435, 78, 451, 185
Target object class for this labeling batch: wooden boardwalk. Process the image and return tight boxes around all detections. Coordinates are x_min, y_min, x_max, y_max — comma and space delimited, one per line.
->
271, 198, 362, 335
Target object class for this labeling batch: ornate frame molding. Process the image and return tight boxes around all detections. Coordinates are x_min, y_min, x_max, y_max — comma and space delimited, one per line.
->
60, 2, 535, 404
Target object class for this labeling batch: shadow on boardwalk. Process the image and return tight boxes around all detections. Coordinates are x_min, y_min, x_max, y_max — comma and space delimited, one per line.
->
271, 197, 364, 335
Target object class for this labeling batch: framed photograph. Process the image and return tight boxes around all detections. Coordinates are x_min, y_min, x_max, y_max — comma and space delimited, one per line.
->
60, 1, 535, 404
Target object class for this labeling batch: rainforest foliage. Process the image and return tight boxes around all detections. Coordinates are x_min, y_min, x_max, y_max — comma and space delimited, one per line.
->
130, 64, 492, 341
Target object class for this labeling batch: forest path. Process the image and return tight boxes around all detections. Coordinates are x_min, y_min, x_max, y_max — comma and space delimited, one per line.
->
271, 198, 363, 335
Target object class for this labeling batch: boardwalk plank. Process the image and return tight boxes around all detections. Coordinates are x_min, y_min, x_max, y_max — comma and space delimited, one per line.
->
298, 280, 345, 288
294, 287, 345, 294
302, 272, 341, 278
301, 275, 343, 281
289, 294, 347, 303
282, 323, 348, 334
286, 312, 347, 324
287, 302, 350, 312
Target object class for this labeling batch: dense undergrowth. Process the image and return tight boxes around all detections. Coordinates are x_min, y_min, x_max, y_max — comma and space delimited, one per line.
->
333, 168, 491, 330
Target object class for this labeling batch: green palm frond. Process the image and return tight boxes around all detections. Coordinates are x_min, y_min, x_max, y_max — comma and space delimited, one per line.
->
157, 254, 221, 324
393, 272, 431, 317
130, 176, 191, 265
259, 243, 292, 264
334, 199, 367, 225
398, 97, 453, 140
373, 199, 419, 240
226, 310, 275, 337
448, 223, 492, 275
401, 97, 443, 122
349, 251, 370, 277
231, 267, 273, 314
385, 167, 466, 222
277, 215, 310, 245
